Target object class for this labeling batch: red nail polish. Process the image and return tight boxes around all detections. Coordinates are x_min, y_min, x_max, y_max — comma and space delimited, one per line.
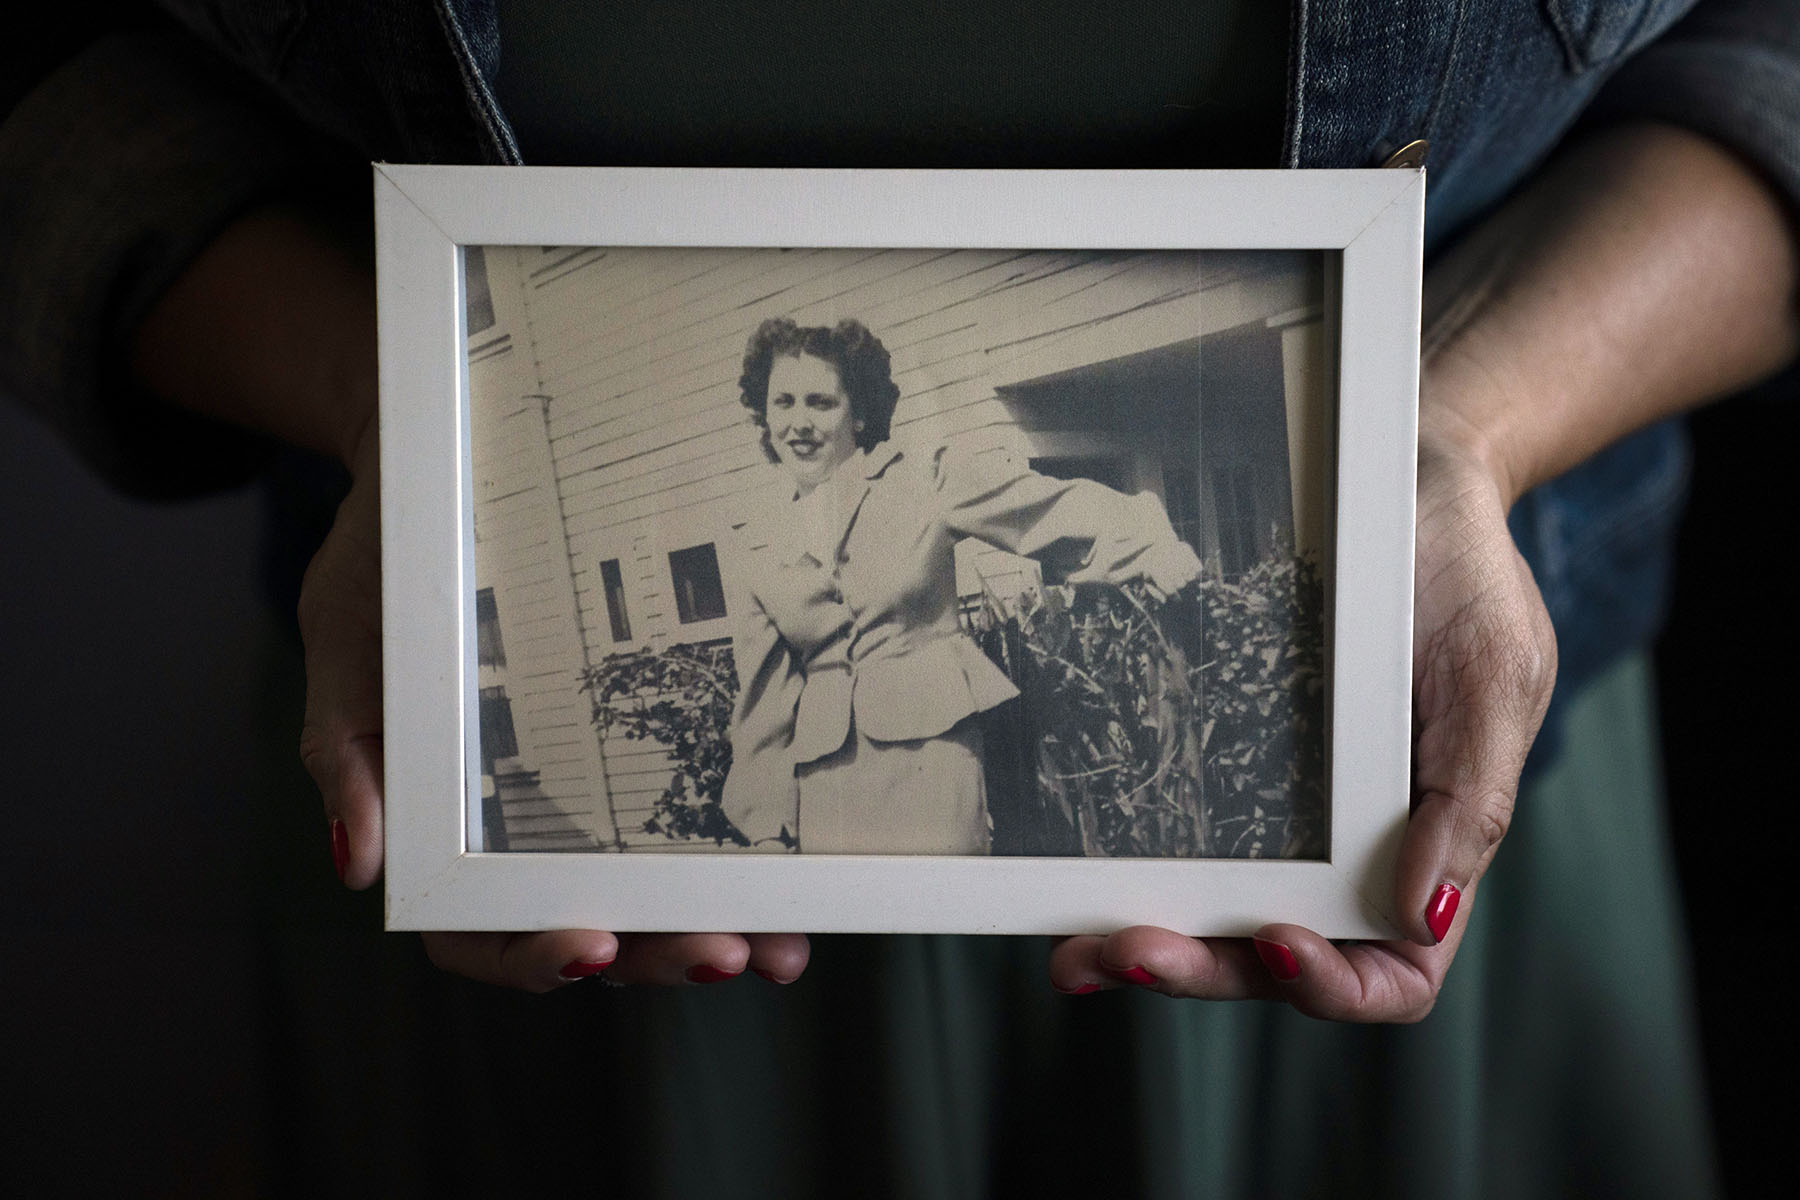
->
1253, 938, 1301, 982
1104, 965, 1157, 987
559, 959, 614, 981
686, 964, 741, 984
1426, 882, 1461, 944
329, 819, 349, 881
1056, 982, 1102, 995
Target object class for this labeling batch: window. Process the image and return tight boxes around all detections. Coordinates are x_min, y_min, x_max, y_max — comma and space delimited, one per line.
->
599, 558, 633, 642
1197, 324, 1292, 577
463, 246, 496, 335
668, 543, 727, 625
478, 685, 518, 762
475, 587, 506, 668
1159, 454, 1203, 557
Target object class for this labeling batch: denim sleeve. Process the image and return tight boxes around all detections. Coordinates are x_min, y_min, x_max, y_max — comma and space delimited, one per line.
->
1510, 421, 1691, 777
1588, 0, 1800, 217
0, 29, 320, 497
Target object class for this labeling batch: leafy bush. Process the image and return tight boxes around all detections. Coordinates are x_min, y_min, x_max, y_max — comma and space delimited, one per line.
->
1191, 548, 1327, 858
578, 641, 747, 847
971, 545, 1325, 859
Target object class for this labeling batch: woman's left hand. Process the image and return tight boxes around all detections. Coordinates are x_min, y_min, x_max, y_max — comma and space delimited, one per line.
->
133, 206, 816, 995
1050, 122, 1800, 1018
307, 415, 813, 993
1140, 539, 1204, 603
1048, 426, 1555, 1019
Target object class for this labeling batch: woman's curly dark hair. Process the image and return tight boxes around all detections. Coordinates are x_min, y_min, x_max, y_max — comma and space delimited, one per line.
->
737, 317, 901, 463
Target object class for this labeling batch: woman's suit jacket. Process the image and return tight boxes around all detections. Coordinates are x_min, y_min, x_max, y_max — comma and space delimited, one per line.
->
720, 441, 1190, 845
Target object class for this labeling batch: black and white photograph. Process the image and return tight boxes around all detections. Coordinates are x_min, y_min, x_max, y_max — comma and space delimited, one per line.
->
464, 244, 1334, 860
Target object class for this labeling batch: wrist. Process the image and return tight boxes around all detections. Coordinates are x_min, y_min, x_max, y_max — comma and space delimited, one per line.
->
1414, 121, 1800, 514
1416, 345, 1531, 511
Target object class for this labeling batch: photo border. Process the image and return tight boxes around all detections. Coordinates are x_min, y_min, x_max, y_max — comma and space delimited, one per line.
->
376, 165, 1421, 938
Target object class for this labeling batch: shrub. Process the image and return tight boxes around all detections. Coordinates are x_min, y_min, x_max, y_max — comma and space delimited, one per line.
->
578, 641, 748, 847
971, 545, 1325, 859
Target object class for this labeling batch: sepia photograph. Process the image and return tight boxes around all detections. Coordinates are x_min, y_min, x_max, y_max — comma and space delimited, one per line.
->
465, 244, 1332, 860
376, 165, 1419, 936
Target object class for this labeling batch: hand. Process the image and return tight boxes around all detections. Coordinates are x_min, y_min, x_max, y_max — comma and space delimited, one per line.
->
1048, 429, 1556, 1019
296, 381, 811, 992
131, 207, 815, 995
1141, 538, 1204, 603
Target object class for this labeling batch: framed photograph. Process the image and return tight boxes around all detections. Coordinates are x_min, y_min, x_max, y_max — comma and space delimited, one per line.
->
377, 166, 1421, 938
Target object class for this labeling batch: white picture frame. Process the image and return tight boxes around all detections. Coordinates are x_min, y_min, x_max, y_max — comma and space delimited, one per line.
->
376, 165, 1421, 938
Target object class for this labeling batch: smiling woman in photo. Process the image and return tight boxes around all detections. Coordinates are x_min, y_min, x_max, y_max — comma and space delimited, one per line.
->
721, 316, 1202, 854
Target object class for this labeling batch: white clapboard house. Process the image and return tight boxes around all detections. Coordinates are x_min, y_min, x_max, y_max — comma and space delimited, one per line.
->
465, 245, 1328, 851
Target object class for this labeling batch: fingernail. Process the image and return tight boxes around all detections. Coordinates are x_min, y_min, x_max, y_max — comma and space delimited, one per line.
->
1104, 965, 1157, 987
559, 959, 614, 981
1055, 982, 1102, 995
1253, 937, 1301, 982
686, 965, 742, 984
1426, 882, 1461, 944
329, 819, 349, 881
751, 968, 795, 985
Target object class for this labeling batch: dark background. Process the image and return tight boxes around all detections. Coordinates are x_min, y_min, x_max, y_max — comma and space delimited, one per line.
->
1652, 382, 1795, 1198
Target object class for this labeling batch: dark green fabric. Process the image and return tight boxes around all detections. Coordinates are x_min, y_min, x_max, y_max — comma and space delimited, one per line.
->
248, 648, 1714, 1197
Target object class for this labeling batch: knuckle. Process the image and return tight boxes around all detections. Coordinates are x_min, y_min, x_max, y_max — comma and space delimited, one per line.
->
1399, 970, 1446, 1024
1393, 996, 1437, 1025
1297, 951, 1445, 1024
1166, 958, 1220, 996
295, 555, 335, 637
1499, 620, 1557, 718
1467, 789, 1514, 852
298, 726, 335, 794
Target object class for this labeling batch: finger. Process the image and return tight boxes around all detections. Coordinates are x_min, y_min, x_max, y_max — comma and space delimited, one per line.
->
423, 929, 621, 994
1046, 935, 1105, 994
1247, 923, 1449, 1023
1046, 934, 1112, 994
1049, 927, 1284, 1000
605, 933, 755, 986
743, 933, 811, 984
297, 478, 386, 889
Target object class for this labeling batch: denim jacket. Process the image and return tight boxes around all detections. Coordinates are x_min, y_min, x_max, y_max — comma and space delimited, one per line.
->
3, 0, 1796, 740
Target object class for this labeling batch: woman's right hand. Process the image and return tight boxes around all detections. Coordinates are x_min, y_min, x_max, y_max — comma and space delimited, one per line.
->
303, 403, 812, 992
135, 205, 811, 993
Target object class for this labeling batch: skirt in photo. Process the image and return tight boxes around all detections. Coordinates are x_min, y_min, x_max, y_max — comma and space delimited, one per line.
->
795, 720, 990, 855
